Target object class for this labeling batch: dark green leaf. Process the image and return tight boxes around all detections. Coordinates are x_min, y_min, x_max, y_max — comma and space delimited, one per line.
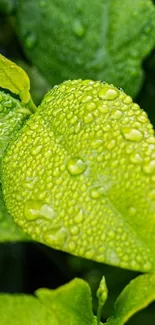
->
16, 0, 155, 97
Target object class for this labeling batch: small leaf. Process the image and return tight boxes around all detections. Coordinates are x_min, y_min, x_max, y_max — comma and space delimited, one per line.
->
36, 278, 95, 325
106, 273, 155, 325
0, 54, 30, 104
0, 279, 96, 325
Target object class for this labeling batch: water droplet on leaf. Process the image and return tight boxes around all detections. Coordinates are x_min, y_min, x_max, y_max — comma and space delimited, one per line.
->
148, 189, 155, 200
31, 145, 42, 156
128, 206, 136, 216
70, 225, 79, 235
67, 157, 87, 175
86, 102, 96, 111
112, 109, 122, 119
89, 186, 105, 199
129, 153, 142, 164
68, 241, 76, 252
25, 33, 37, 49
74, 209, 85, 223
24, 200, 57, 221
123, 96, 133, 104
122, 128, 143, 142
72, 19, 85, 37
99, 87, 118, 100
44, 227, 69, 249
40, 0, 46, 7
84, 113, 94, 123
143, 160, 155, 174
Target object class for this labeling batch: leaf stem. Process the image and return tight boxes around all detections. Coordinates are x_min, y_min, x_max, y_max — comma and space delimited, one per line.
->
97, 302, 103, 325
26, 96, 37, 113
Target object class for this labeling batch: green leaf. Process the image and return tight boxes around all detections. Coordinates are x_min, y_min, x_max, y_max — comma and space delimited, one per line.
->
16, 0, 155, 97
0, 90, 31, 180
0, 186, 28, 241
106, 273, 155, 325
3, 79, 155, 273
0, 294, 56, 325
0, 0, 16, 14
0, 54, 30, 104
36, 278, 95, 325
0, 278, 96, 325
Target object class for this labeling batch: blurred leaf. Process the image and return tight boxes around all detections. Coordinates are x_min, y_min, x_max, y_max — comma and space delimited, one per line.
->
137, 50, 155, 127
16, 60, 50, 105
106, 273, 155, 325
16, 0, 155, 97
0, 0, 16, 15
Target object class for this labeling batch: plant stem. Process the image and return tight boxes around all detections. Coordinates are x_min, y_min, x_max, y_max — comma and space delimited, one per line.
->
26, 97, 37, 113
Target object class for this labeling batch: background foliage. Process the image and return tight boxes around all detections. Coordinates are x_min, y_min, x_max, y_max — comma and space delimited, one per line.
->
0, 1, 155, 324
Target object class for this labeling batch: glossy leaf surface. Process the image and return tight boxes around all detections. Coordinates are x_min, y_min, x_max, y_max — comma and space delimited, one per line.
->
2, 79, 155, 272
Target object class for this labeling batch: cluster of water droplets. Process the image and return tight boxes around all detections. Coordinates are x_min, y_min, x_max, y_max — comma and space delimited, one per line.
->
2, 79, 155, 272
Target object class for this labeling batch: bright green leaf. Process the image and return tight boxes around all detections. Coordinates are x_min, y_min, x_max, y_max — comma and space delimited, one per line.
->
16, 0, 155, 97
0, 53, 30, 104
0, 186, 28, 241
3, 79, 155, 273
0, 294, 56, 325
36, 278, 95, 325
106, 273, 155, 325
0, 278, 96, 325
